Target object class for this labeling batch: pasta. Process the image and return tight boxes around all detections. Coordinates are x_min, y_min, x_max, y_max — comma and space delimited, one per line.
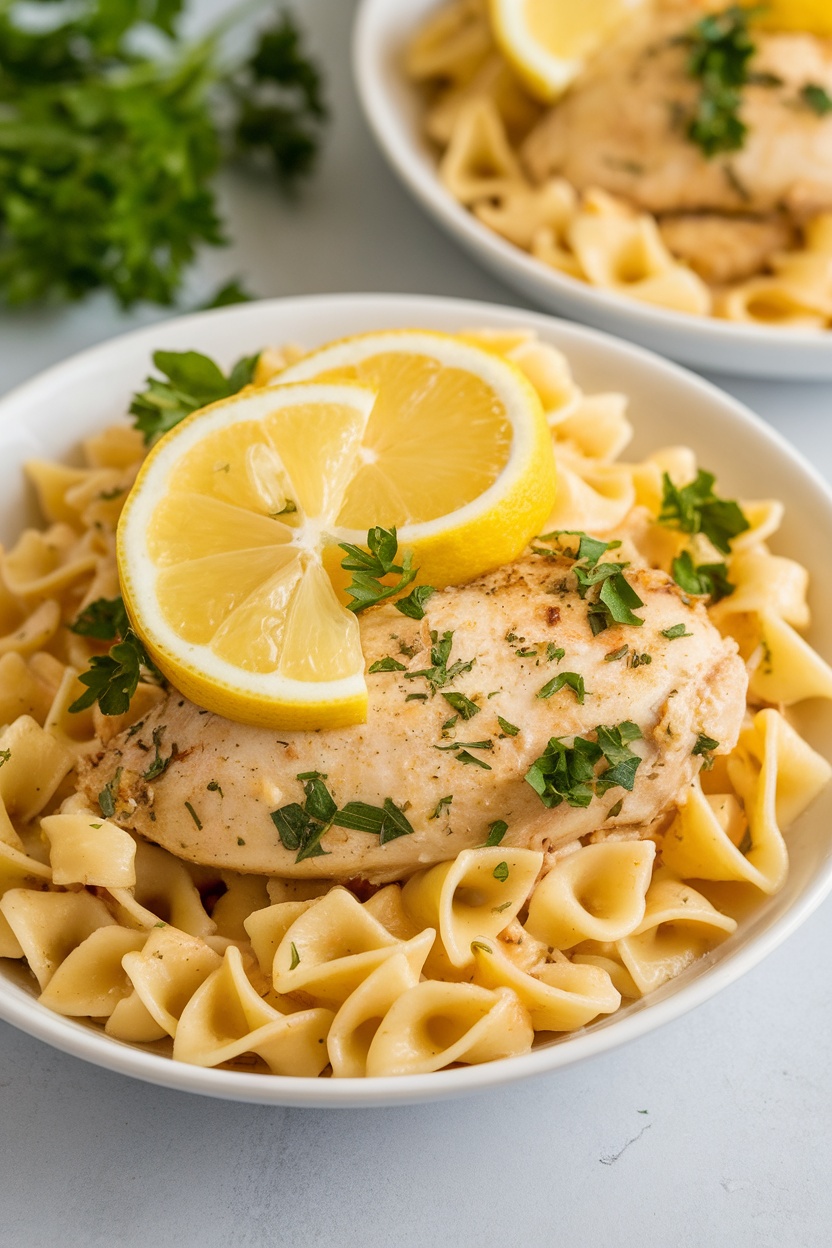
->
0, 326, 830, 1081
408, 0, 832, 329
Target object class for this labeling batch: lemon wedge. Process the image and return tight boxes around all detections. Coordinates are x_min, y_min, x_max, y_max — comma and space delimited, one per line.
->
753, 0, 832, 36
277, 329, 555, 587
118, 332, 555, 731
488, 0, 645, 103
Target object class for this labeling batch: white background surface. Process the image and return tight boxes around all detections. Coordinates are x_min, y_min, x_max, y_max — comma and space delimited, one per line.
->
1, 2, 831, 1244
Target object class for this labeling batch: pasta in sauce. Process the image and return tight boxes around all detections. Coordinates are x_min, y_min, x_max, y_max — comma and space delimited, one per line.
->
0, 330, 830, 1079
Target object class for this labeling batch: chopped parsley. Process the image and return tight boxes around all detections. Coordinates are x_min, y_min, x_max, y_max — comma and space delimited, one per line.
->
671, 551, 734, 602
271, 772, 415, 862
455, 750, 492, 770
184, 801, 202, 830
492, 861, 509, 882
69, 596, 129, 641
430, 795, 453, 820
547, 644, 565, 663
368, 656, 407, 674
801, 83, 832, 116
658, 470, 749, 555
693, 733, 720, 771
661, 624, 693, 640
605, 646, 629, 663
405, 629, 475, 695
0, 748, 10, 769
525, 722, 643, 810
471, 940, 493, 954
537, 671, 587, 704
289, 942, 301, 970
608, 799, 623, 818
738, 826, 753, 856
207, 780, 224, 796
142, 726, 176, 781
682, 5, 758, 158
395, 585, 436, 620
339, 526, 418, 613
485, 819, 508, 846
630, 652, 652, 669
539, 530, 644, 635
98, 768, 123, 819
496, 716, 520, 737
441, 691, 480, 720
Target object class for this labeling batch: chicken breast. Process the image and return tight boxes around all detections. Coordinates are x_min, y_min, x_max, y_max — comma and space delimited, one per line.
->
657, 214, 796, 285
521, 5, 832, 222
80, 549, 747, 882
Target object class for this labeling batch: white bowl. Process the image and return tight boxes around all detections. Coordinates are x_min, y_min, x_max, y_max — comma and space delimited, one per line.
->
2, 292, 832, 1107
353, 0, 832, 381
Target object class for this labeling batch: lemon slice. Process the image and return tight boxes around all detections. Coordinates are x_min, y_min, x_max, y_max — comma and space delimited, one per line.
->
277, 329, 555, 586
118, 383, 376, 730
488, 0, 645, 103
754, 0, 832, 35
118, 332, 555, 732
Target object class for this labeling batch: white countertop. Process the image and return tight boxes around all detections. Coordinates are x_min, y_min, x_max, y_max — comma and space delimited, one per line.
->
2, 3, 832, 1244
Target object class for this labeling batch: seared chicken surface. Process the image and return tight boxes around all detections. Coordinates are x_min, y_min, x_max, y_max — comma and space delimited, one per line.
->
80, 551, 747, 882
522, 5, 832, 223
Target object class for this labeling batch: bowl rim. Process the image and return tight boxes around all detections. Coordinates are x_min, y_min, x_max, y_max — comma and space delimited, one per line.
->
2, 289, 832, 1108
351, 0, 832, 359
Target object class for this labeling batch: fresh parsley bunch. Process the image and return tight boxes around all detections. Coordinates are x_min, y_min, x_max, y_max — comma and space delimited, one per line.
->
0, 1, 326, 308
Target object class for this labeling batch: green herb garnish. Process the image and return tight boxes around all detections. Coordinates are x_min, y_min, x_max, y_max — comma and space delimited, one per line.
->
0, 8, 326, 310
547, 644, 565, 663
271, 772, 415, 862
492, 861, 509, 882
537, 672, 587, 704
0, 748, 11, 768
525, 722, 643, 809
430, 795, 454, 820
207, 780, 223, 796
671, 551, 734, 602
289, 942, 301, 970
69, 596, 129, 641
455, 750, 492, 770
184, 801, 202, 830
98, 768, 123, 819
661, 624, 693, 640
441, 691, 480, 720
682, 6, 758, 157
339, 526, 419, 613
394, 586, 436, 620
485, 820, 508, 846
142, 726, 176, 781
405, 629, 475, 695
130, 350, 260, 445
70, 629, 160, 717
693, 733, 720, 771
496, 716, 520, 737
333, 799, 415, 845
605, 646, 629, 662
801, 83, 832, 116
368, 656, 407, 674
659, 470, 749, 554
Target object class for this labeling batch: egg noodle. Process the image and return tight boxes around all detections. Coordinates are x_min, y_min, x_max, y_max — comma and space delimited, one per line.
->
1, 329, 831, 1079
407, 0, 832, 330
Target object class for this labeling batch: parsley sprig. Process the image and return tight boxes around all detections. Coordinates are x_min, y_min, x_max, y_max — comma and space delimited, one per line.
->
69, 596, 162, 717
539, 530, 644, 635
270, 771, 415, 864
339, 526, 437, 616
130, 350, 260, 445
658, 470, 749, 555
405, 630, 475, 695
671, 551, 734, 603
525, 721, 643, 810
0, 6, 326, 309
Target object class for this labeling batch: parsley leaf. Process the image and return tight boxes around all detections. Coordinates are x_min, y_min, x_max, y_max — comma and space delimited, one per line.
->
271, 773, 415, 861
0, 748, 10, 769
485, 819, 508, 846
142, 726, 176, 781
130, 349, 260, 445
671, 551, 735, 602
659, 470, 749, 554
801, 83, 832, 116
405, 629, 475, 694
333, 799, 415, 845
368, 656, 407, 674
492, 862, 509, 882
98, 768, 123, 819
693, 733, 720, 771
496, 716, 520, 737
537, 672, 588, 704
430, 795, 453, 820
69, 630, 160, 717
455, 750, 492, 770
661, 624, 693, 640
394, 585, 436, 620
69, 596, 129, 641
441, 691, 480, 720
339, 526, 420, 613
